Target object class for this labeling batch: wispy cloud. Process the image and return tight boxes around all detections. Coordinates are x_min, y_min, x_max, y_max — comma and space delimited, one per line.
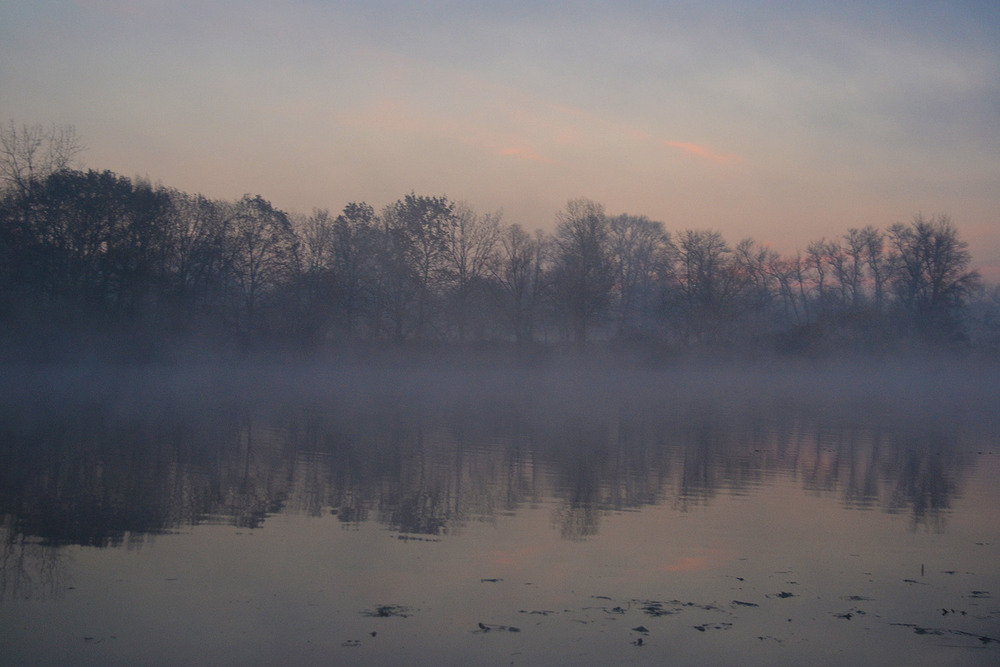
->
340, 96, 559, 166
336, 45, 747, 174
665, 141, 744, 165
622, 125, 745, 166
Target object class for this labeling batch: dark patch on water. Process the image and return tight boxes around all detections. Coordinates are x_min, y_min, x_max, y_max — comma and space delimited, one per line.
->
693, 622, 732, 632
475, 622, 520, 633
892, 623, 999, 645
362, 604, 412, 618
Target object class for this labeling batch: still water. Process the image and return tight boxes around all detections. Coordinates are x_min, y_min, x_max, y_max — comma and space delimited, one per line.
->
2, 356, 999, 665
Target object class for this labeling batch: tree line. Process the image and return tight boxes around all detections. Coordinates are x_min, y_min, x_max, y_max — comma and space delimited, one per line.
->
1, 122, 996, 358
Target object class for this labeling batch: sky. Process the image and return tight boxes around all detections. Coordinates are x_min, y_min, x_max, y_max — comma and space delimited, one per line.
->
2, 1, 999, 277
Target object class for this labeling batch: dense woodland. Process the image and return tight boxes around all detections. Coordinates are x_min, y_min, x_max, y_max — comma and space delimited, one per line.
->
2, 122, 998, 361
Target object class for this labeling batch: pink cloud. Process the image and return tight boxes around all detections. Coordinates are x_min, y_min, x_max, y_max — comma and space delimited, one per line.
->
666, 141, 744, 165
531, 103, 746, 168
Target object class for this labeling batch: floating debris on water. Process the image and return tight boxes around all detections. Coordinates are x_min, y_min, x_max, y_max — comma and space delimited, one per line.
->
891, 624, 999, 645
362, 604, 412, 618
693, 622, 732, 632
475, 622, 520, 633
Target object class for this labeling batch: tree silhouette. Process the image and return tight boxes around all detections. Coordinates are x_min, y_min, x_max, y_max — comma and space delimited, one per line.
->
1, 124, 996, 355
441, 203, 501, 341
888, 214, 980, 342
551, 198, 613, 343
226, 194, 298, 339
493, 224, 547, 343
0, 121, 82, 198
607, 214, 673, 339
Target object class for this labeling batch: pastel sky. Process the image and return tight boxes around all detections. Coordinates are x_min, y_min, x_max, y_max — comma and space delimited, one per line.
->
2, 1, 999, 276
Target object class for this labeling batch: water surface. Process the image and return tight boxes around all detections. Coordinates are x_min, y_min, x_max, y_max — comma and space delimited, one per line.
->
2, 357, 999, 665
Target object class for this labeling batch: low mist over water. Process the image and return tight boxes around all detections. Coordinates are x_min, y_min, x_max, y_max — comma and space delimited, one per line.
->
2, 355, 999, 665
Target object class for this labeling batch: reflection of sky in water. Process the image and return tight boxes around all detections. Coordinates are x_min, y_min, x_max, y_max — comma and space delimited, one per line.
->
1, 361, 999, 664
5, 461, 997, 666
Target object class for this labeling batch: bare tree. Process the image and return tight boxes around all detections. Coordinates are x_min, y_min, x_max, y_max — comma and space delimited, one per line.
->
888, 214, 980, 341
834, 228, 866, 310
673, 230, 739, 344
378, 194, 454, 341
332, 202, 378, 338
733, 238, 781, 336
765, 251, 807, 326
805, 239, 838, 314
494, 223, 547, 343
551, 198, 612, 343
298, 209, 335, 279
292, 209, 338, 342
0, 122, 82, 197
859, 226, 888, 313
607, 214, 673, 339
226, 194, 298, 338
441, 203, 501, 341
162, 190, 231, 328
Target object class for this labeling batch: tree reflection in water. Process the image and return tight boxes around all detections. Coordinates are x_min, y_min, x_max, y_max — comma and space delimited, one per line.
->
0, 516, 66, 602
0, 361, 984, 567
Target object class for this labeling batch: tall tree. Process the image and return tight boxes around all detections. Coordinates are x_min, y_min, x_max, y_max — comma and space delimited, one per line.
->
0, 121, 82, 198
0, 169, 173, 324
834, 228, 867, 310
493, 223, 547, 343
294, 208, 337, 343
888, 214, 979, 341
163, 190, 231, 329
732, 238, 781, 338
673, 230, 736, 344
332, 202, 378, 339
378, 194, 454, 341
441, 203, 501, 341
607, 214, 673, 339
226, 194, 298, 338
859, 225, 888, 313
551, 199, 612, 343
806, 239, 838, 315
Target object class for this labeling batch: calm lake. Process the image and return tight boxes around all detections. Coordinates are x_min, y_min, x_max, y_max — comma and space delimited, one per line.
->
2, 355, 999, 666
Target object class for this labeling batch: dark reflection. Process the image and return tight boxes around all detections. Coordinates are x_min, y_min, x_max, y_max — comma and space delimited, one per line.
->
1, 516, 66, 601
0, 361, 991, 563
